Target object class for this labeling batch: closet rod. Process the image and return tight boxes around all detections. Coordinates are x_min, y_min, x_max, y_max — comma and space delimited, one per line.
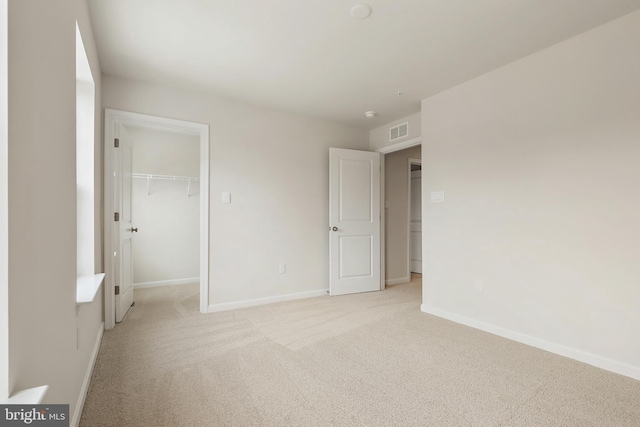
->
132, 173, 198, 182
132, 173, 199, 197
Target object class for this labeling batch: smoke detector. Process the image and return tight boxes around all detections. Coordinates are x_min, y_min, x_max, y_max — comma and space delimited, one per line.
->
364, 111, 377, 119
351, 4, 372, 19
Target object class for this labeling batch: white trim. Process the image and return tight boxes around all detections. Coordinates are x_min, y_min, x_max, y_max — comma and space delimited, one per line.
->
376, 136, 421, 154
407, 158, 421, 278
386, 277, 411, 285
0, 0, 8, 401
104, 109, 210, 329
71, 323, 103, 427
198, 125, 210, 315
134, 277, 199, 289
421, 304, 640, 381
380, 156, 385, 291
208, 289, 328, 313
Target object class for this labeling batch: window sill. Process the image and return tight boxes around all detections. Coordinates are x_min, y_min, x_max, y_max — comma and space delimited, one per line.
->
2, 385, 48, 404
76, 273, 105, 305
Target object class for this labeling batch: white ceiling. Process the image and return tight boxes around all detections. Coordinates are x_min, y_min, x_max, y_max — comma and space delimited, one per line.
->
88, 0, 640, 129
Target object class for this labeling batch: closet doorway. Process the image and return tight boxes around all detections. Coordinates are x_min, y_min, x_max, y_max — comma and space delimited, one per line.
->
104, 109, 209, 330
127, 125, 200, 288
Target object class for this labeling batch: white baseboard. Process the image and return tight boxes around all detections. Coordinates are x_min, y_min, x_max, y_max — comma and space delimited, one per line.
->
386, 277, 410, 285
134, 277, 199, 289
421, 304, 640, 381
2, 386, 49, 404
72, 322, 104, 427
208, 288, 329, 313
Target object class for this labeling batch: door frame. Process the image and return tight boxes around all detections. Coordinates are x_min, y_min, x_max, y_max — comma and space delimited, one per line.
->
104, 109, 210, 329
407, 158, 422, 277
376, 136, 421, 290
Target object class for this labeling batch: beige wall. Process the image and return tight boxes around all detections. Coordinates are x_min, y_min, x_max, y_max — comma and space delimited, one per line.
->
7, 0, 104, 419
384, 145, 421, 283
130, 126, 200, 177
370, 112, 421, 152
103, 76, 369, 307
421, 10, 640, 378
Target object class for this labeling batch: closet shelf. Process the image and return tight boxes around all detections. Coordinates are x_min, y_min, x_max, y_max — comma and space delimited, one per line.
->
133, 173, 199, 197
132, 173, 198, 182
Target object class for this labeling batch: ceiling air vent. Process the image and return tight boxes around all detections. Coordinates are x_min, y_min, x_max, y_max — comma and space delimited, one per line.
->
389, 122, 409, 142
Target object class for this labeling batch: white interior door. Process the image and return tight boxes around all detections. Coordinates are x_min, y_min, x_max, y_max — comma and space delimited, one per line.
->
329, 148, 381, 296
115, 123, 135, 322
410, 169, 422, 273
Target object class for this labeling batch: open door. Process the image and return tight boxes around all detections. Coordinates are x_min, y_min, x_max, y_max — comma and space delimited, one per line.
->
329, 148, 381, 296
114, 123, 135, 322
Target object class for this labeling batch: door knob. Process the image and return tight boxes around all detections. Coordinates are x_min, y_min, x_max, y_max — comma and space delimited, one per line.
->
331, 226, 338, 232
131, 227, 138, 233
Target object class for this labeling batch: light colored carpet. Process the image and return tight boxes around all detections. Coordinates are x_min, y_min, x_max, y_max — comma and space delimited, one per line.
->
80, 277, 640, 426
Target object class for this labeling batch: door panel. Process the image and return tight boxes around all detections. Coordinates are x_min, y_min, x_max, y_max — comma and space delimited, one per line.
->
115, 123, 135, 322
329, 148, 381, 296
339, 159, 373, 221
339, 235, 373, 278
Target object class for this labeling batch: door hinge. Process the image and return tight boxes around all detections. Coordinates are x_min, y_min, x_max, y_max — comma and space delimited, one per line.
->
115, 286, 120, 295
114, 138, 120, 148
114, 212, 120, 222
